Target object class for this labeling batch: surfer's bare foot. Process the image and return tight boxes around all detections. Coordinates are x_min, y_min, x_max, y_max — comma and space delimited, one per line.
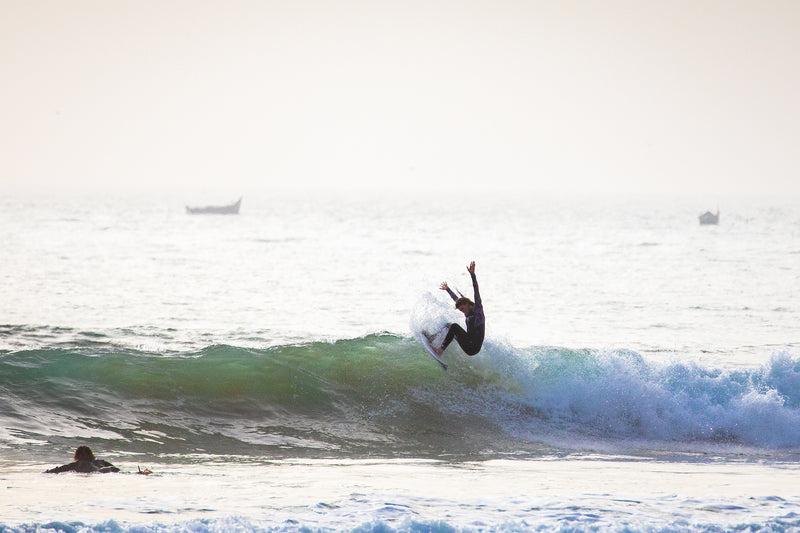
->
433, 346, 444, 356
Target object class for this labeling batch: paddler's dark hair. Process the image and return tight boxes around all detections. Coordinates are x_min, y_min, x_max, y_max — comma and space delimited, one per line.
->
73, 446, 95, 461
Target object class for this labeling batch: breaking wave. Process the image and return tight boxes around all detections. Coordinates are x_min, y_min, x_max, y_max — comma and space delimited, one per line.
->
2, 333, 800, 461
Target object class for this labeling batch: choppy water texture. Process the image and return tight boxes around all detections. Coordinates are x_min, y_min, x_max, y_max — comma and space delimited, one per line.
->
1, 192, 799, 531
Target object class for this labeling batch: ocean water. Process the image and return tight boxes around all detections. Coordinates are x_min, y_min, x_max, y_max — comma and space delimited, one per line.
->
1, 190, 799, 532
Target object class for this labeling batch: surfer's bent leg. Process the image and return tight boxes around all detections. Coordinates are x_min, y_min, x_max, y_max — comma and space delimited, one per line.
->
439, 323, 466, 352
440, 324, 482, 356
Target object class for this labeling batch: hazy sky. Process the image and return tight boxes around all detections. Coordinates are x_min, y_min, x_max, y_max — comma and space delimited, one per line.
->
2, 0, 798, 197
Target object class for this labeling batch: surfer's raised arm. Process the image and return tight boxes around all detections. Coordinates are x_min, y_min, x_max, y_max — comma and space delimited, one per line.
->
440, 281, 459, 302
467, 261, 481, 307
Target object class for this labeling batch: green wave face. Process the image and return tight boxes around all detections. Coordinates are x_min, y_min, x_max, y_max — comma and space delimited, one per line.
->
1, 335, 539, 461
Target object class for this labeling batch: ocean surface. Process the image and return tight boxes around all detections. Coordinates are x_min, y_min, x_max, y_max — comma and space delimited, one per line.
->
1, 190, 799, 532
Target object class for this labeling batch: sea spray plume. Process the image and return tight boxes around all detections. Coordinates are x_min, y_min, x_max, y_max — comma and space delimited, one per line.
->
409, 292, 462, 344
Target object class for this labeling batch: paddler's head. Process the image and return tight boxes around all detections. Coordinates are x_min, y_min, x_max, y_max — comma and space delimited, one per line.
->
73, 446, 95, 461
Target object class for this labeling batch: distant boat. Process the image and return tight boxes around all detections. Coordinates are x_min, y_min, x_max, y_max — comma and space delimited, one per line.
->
186, 197, 241, 215
698, 209, 719, 225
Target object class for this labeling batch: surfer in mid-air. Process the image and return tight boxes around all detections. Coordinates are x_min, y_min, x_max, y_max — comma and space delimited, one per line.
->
433, 261, 485, 356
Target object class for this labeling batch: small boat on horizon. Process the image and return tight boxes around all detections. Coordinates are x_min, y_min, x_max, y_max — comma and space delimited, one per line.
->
186, 197, 241, 215
698, 209, 719, 225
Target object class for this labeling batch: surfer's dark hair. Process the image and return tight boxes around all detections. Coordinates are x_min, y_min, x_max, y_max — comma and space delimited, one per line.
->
454, 297, 473, 309
73, 446, 95, 461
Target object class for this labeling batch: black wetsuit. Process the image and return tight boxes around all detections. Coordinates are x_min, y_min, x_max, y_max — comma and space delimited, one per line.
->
441, 271, 485, 356
44, 459, 120, 474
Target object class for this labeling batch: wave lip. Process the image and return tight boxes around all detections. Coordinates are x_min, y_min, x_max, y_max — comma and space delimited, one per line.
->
2, 335, 800, 460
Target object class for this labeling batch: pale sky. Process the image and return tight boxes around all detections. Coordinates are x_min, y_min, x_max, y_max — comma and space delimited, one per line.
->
1, 0, 799, 197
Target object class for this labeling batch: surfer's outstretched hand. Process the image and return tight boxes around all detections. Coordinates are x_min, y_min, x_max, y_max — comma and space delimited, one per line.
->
440, 282, 449, 291
467, 261, 476, 274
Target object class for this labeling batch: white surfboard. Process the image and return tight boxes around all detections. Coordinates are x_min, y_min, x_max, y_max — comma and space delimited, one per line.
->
415, 332, 447, 370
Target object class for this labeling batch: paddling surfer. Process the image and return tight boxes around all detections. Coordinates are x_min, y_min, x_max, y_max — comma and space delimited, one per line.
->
433, 261, 485, 356
44, 445, 151, 474
44, 446, 120, 474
